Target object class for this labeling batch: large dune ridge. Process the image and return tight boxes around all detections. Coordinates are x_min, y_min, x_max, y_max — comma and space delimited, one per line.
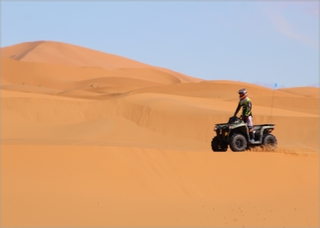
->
1, 41, 319, 227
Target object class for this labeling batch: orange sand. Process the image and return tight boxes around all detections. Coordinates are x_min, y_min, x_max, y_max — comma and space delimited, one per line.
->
1, 41, 319, 227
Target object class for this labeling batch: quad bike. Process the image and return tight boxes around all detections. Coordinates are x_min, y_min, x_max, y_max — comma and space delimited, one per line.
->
211, 116, 277, 152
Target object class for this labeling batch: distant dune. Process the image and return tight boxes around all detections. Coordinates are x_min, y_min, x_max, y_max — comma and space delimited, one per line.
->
1, 41, 318, 227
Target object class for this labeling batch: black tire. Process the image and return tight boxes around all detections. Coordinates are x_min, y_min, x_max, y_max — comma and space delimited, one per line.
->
263, 134, 277, 151
211, 136, 228, 152
229, 134, 247, 152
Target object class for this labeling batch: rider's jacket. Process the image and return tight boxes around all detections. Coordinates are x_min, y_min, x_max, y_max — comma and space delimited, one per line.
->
234, 97, 252, 117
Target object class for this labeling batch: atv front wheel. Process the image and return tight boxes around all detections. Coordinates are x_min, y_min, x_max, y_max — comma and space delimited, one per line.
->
211, 136, 228, 152
229, 134, 247, 152
263, 134, 277, 151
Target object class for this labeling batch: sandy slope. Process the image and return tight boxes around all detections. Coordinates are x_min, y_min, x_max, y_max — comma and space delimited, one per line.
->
2, 144, 318, 227
1, 41, 319, 227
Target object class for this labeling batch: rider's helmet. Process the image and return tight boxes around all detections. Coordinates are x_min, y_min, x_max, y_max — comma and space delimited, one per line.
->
238, 88, 247, 100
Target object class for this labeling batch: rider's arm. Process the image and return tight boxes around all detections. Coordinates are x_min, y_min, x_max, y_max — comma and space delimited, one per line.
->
234, 102, 241, 116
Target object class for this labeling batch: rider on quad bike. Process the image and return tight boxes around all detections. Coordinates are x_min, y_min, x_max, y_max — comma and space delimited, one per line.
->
211, 88, 277, 152
234, 88, 255, 143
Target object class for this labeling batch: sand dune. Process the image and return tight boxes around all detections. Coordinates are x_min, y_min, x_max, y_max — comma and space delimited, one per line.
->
1, 40, 153, 68
280, 86, 319, 98
1, 41, 200, 83
1, 41, 319, 227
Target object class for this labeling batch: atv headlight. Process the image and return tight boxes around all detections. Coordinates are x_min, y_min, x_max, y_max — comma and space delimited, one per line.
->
214, 126, 217, 131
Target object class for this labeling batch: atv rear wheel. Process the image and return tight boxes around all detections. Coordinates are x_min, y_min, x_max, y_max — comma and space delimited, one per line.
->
263, 134, 277, 151
229, 134, 247, 152
211, 136, 228, 152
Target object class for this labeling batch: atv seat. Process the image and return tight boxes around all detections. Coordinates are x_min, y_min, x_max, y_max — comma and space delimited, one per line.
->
253, 126, 262, 131
253, 124, 275, 130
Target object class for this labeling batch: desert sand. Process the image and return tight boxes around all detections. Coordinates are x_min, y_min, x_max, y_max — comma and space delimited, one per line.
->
1, 41, 319, 227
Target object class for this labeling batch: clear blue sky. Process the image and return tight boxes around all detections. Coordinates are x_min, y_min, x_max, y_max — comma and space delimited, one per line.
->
1, 1, 319, 88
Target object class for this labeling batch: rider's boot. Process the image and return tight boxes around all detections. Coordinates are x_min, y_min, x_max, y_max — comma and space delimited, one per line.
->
249, 128, 255, 143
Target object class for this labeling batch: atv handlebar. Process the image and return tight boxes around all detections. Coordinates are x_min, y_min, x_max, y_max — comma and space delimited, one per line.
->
228, 116, 242, 124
